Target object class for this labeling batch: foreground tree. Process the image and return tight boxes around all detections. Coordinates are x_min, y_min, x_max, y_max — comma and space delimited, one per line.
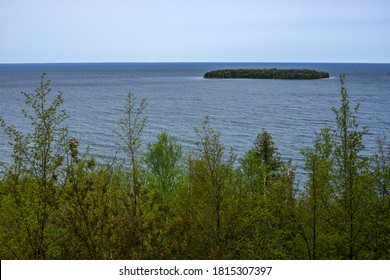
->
298, 74, 379, 259
299, 128, 336, 259
0, 73, 69, 259
367, 136, 390, 259
235, 129, 299, 259
188, 116, 237, 257
332, 74, 372, 259
114, 92, 147, 217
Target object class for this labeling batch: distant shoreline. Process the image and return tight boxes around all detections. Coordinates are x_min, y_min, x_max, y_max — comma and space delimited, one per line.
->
204, 68, 330, 80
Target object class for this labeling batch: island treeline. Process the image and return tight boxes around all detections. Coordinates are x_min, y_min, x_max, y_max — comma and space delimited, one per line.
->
0, 74, 388, 260
204, 68, 330, 79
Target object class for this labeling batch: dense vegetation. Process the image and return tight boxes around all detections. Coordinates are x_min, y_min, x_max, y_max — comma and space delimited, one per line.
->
204, 68, 330, 79
0, 74, 388, 260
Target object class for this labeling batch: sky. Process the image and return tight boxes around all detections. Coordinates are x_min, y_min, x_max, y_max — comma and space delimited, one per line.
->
0, 0, 389, 63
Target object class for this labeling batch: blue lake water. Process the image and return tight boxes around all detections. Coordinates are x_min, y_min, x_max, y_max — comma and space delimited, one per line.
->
0, 62, 389, 180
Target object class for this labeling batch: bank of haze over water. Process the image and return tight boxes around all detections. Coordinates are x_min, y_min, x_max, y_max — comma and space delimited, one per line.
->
0, 62, 389, 177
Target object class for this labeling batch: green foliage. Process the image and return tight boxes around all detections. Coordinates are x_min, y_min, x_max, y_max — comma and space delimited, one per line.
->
371, 135, 390, 198
368, 137, 390, 259
0, 73, 389, 260
143, 131, 184, 199
204, 68, 329, 79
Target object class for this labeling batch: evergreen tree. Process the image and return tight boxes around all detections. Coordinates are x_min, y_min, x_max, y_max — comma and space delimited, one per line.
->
237, 129, 299, 259
240, 129, 282, 194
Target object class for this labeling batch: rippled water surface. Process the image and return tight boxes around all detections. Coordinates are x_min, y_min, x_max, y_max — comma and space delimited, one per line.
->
1, 63, 389, 177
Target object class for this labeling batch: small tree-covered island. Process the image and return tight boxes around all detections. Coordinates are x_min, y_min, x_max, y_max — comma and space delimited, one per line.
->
204, 68, 330, 80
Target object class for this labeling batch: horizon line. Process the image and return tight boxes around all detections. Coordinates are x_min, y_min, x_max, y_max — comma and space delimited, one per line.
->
1, 61, 390, 65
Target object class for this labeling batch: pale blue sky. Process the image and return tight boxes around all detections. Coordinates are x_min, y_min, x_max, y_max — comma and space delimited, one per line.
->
1, 0, 389, 63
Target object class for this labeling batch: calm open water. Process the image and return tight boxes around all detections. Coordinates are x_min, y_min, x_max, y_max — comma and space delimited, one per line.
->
1, 63, 389, 179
